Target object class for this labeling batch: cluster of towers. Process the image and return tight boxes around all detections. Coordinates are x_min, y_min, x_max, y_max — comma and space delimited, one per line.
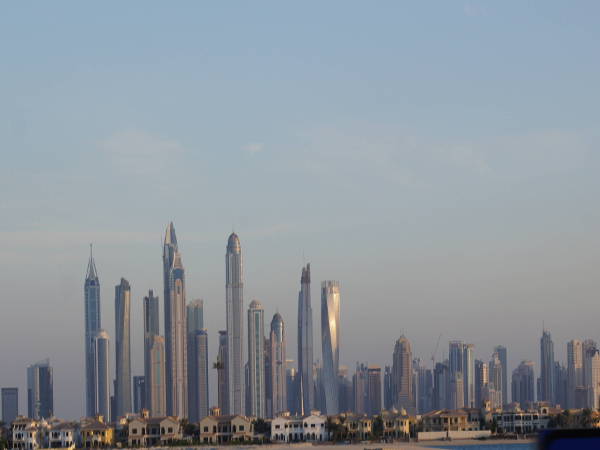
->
82, 223, 342, 421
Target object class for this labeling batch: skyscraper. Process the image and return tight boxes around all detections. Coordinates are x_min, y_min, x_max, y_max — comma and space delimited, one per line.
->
297, 264, 314, 415
114, 278, 132, 418
226, 232, 244, 415
392, 336, 414, 411
585, 348, 600, 409
494, 345, 508, 406
463, 344, 475, 408
383, 366, 393, 410
269, 313, 287, 418
353, 363, 368, 414
247, 300, 266, 418
474, 359, 488, 409
512, 360, 535, 407
567, 340, 583, 409
217, 330, 229, 413
489, 352, 503, 409
321, 281, 340, 415
133, 376, 146, 413
148, 335, 167, 417
163, 222, 188, 418
433, 362, 449, 410
448, 341, 465, 409
84, 245, 101, 417
187, 300, 209, 422
2, 388, 18, 424
27, 359, 53, 419
143, 290, 159, 413
540, 330, 555, 404
367, 366, 382, 415
94, 329, 110, 420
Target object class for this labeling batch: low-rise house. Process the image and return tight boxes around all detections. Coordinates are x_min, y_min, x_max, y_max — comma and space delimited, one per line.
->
79, 417, 114, 448
199, 415, 253, 444
493, 404, 557, 434
421, 409, 481, 432
47, 421, 79, 449
11, 417, 48, 450
270, 412, 327, 443
380, 410, 411, 440
343, 414, 372, 441
128, 413, 181, 447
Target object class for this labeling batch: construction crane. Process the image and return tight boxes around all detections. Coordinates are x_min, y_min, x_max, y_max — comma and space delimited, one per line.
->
431, 333, 442, 369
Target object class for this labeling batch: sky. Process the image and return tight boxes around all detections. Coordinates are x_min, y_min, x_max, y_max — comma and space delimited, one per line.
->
1, 1, 600, 420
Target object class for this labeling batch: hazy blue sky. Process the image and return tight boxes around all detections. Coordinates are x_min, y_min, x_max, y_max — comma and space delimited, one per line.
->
1, 1, 600, 419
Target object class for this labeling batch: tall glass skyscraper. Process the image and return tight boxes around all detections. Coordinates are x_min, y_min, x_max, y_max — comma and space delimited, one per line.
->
188, 300, 209, 422
321, 280, 340, 415
94, 329, 110, 420
494, 345, 508, 406
217, 330, 229, 413
247, 300, 265, 418
143, 290, 159, 412
27, 359, 53, 419
114, 278, 132, 418
269, 312, 287, 417
540, 330, 555, 403
297, 264, 313, 415
226, 232, 244, 415
163, 223, 188, 417
148, 335, 166, 417
392, 335, 414, 411
84, 245, 101, 417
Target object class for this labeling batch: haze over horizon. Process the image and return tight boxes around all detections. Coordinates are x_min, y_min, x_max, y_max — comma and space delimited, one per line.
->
1, 1, 600, 419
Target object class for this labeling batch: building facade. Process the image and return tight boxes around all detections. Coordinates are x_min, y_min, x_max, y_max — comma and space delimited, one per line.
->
148, 335, 167, 417
392, 336, 414, 411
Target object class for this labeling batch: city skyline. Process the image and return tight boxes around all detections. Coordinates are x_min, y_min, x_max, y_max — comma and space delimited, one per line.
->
2, 1, 600, 420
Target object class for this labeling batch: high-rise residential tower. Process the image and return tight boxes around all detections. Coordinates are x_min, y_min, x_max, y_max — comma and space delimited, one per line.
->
2, 388, 18, 424
269, 313, 287, 417
114, 278, 132, 418
94, 329, 110, 420
143, 290, 160, 412
321, 281, 341, 415
367, 366, 382, 415
226, 232, 244, 415
494, 345, 508, 406
217, 330, 229, 413
392, 336, 414, 411
512, 360, 535, 407
540, 330, 555, 404
27, 359, 53, 419
247, 300, 266, 418
84, 245, 101, 417
567, 340, 583, 409
463, 344, 475, 408
489, 351, 503, 409
148, 335, 167, 417
187, 300, 209, 422
474, 359, 488, 408
163, 223, 188, 418
297, 264, 314, 415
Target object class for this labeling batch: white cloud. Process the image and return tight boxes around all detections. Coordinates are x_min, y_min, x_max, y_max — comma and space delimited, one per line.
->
100, 130, 186, 174
241, 142, 264, 154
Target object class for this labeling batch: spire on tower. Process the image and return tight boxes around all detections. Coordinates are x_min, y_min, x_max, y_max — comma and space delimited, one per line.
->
86, 243, 98, 280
